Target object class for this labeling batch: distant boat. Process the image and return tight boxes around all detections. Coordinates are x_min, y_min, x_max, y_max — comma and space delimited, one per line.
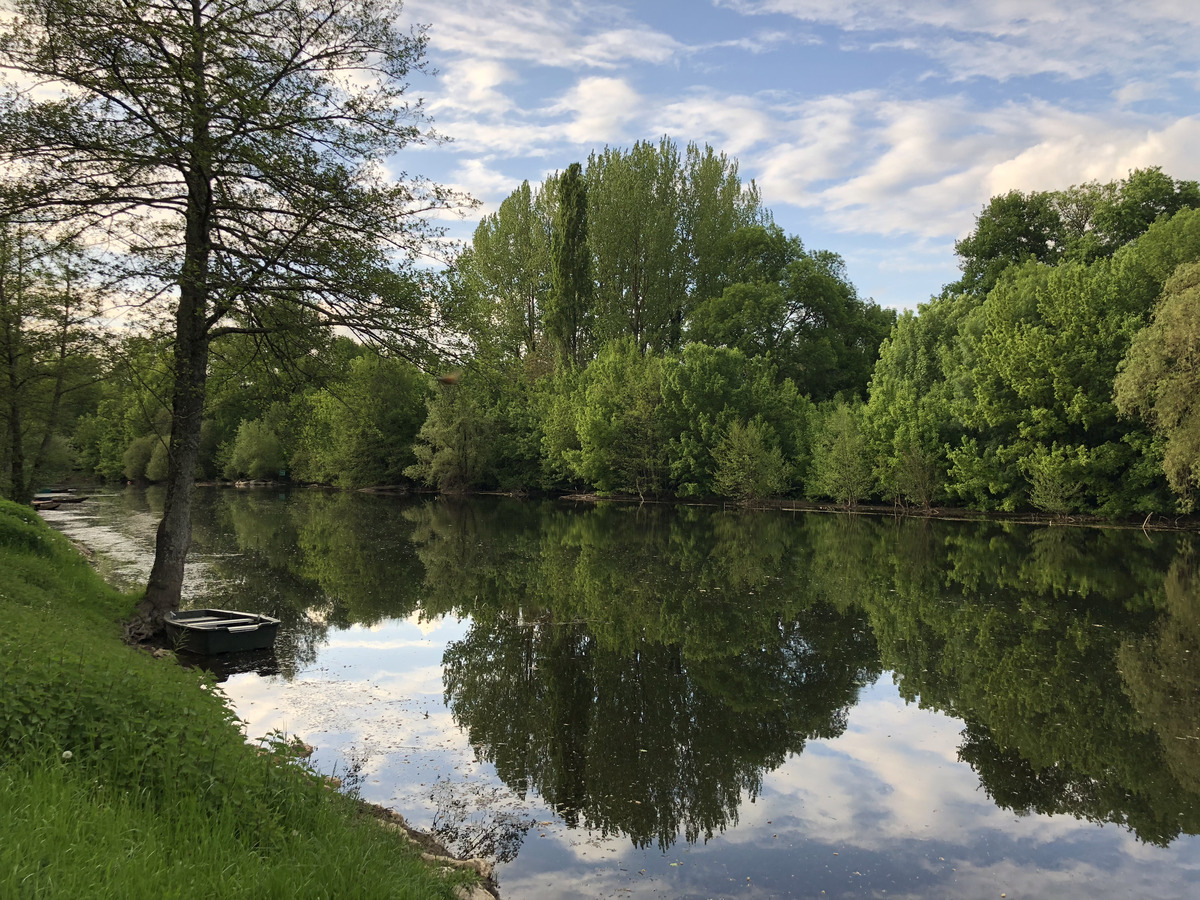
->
165, 609, 280, 655
32, 500, 60, 510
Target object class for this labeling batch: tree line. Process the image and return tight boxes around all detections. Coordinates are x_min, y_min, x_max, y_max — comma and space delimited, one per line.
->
4, 147, 1199, 516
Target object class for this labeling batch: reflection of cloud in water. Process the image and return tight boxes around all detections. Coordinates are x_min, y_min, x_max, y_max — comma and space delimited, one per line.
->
222, 614, 515, 844
700, 680, 1200, 900
405, 609, 459, 637
217, 575, 1200, 898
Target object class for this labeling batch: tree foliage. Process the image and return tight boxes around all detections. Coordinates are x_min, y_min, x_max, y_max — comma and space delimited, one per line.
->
807, 402, 872, 507
660, 343, 807, 496
547, 164, 591, 367
454, 180, 550, 359
952, 168, 1200, 298
1115, 261, 1200, 508
0, 0, 456, 626
0, 226, 104, 501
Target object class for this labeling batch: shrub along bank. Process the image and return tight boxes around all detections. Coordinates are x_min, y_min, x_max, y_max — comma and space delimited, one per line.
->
0, 499, 473, 899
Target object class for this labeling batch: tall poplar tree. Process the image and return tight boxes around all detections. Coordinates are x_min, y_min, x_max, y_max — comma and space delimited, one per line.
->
547, 162, 591, 367
0, 0, 456, 635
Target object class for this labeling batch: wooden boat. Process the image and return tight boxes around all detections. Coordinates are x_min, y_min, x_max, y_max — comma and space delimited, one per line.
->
164, 608, 280, 655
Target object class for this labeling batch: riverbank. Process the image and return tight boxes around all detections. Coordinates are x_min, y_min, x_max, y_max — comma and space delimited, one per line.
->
0, 499, 486, 899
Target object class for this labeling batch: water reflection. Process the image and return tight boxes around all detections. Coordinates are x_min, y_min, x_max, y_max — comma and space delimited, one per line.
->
407, 501, 881, 849
47, 489, 1200, 870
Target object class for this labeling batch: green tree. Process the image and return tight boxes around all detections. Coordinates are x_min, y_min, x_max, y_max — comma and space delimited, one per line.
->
0, 0, 456, 631
456, 180, 551, 359
688, 233, 893, 400
296, 354, 429, 488
943, 207, 1200, 514
1091, 167, 1200, 253
808, 402, 872, 507
1115, 261, 1200, 509
223, 418, 285, 481
71, 337, 174, 481
679, 142, 764, 307
711, 417, 788, 500
864, 294, 975, 506
952, 170, 1200, 298
0, 226, 104, 501
944, 259, 1149, 512
546, 163, 592, 367
406, 379, 495, 492
952, 190, 1065, 297
659, 343, 808, 496
587, 140, 686, 353
685, 225, 799, 358
122, 433, 158, 482
566, 339, 666, 495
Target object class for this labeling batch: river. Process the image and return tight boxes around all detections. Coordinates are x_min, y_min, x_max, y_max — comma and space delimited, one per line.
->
41, 486, 1200, 899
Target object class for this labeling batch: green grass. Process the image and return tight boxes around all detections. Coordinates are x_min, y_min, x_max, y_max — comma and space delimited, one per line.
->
0, 499, 472, 899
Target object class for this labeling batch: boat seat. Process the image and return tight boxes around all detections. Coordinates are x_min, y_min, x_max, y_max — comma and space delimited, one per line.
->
184, 617, 260, 629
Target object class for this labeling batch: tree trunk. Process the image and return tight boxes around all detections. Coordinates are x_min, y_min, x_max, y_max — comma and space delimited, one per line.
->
136, 321, 207, 626
131, 7, 213, 639
133, 196, 211, 638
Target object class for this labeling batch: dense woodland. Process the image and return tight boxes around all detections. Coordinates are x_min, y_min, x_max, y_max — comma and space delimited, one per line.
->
2, 144, 1198, 516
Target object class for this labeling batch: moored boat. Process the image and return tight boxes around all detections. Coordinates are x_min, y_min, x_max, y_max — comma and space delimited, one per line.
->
164, 608, 280, 655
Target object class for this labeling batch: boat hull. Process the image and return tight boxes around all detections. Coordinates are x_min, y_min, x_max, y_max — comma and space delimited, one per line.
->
165, 608, 280, 655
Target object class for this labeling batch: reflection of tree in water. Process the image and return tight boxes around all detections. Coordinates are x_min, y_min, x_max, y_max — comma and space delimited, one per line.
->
828, 515, 1200, 846
192, 490, 331, 676
288, 492, 427, 626
1119, 541, 1200, 795
143, 488, 1200, 848
416, 500, 880, 850
429, 781, 535, 864
183, 489, 432, 676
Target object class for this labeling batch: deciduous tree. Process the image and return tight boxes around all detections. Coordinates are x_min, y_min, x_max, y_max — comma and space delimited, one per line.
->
0, 0, 456, 633
1115, 261, 1200, 509
547, 163, 591, 367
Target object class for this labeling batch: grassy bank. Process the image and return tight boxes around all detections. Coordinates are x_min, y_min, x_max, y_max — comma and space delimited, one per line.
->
0, 499, 473, 899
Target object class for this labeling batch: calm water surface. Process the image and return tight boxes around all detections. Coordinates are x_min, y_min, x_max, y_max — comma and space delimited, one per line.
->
42, 487, 1200, 899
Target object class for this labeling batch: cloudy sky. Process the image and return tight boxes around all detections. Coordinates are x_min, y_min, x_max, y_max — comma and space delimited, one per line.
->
395, 0, 1200, 310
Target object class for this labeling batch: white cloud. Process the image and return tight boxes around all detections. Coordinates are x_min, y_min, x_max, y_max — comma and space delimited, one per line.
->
428, 59, 518, 116
695, 28, 820, 55
715, 0, 1200, 81
546, 76, 645, 144
578, 28, 682, 67
742, 88, 1200, 240
405, 0, 684, 70
652, 91, 779, 155
1113, 80, 1159, 107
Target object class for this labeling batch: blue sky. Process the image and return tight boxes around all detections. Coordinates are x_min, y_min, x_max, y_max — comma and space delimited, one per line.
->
398, 0, 1200, 310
